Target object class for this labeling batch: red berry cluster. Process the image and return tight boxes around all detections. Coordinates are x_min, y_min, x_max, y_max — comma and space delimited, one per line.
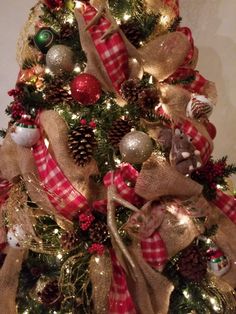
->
42, 0, 64, 10
79, 213, 95, 231
88, 243, 105, 255
7, 88, 25, 120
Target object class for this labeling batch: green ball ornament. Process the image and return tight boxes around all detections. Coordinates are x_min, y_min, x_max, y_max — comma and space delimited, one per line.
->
33, 27, 58, 54
119, 131, 153, 164
46, 44, 75, 75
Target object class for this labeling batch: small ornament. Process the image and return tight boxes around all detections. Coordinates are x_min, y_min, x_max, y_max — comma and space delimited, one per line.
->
177, 245, 207, 282
186, 94, 214, 119
207, 246, 230, 277
46, 44, 75, 75
119, 131, 153, 164
203, 120, 217, 139
70, 73, 101, 105
42, 0, 64, 10
108, 118, 133, 149
33, 27, 58, 54
68, 122, 97, 166
10, 115, 40, 148
7, 224, 26, 249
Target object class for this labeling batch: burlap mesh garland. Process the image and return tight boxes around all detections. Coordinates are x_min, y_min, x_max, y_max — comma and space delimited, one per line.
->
135, 155, 203, 200
16, 3, 42, 67
0, 247, 25, 314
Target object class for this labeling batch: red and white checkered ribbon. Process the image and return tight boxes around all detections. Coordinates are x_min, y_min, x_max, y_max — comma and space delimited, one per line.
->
177, 27, 194, 65
32, 139, 90, 220
109, 249, 137, 314
141, 231, 168, 271
83, 4, 129, 93
180, 120, 212, 165
213, 189, 236, 224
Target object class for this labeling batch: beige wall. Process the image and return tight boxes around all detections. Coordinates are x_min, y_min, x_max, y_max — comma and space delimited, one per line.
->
0, 0, 236, 168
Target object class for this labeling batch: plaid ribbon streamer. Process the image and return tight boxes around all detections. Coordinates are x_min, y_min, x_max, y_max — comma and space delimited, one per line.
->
141, 230, 168, 271
103, 163, 143, 206
180, 120, 212, 165
32, 139, 90, 220
213, 189, 236, 224
83, 4, 129, 93
109, 249, 137, 314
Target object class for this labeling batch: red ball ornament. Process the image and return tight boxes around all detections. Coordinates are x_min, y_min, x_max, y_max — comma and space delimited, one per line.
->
70, 73, 101, 106
204, 120, 217, 139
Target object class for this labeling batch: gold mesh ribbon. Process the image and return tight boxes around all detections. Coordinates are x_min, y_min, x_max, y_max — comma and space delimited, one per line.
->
16, 3, 42, 67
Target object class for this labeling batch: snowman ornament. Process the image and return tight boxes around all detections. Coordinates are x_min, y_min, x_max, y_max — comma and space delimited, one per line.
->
207, 246, 230, 277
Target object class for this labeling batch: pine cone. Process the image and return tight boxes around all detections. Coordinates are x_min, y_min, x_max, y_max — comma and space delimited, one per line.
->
120, 19, 143, 48
120, 78, 142, 103
60, 231, 79, 251
44, 77, 73, 105
108, 119, 132, 148
177, 245, 207, 282
40, 279, 61, 306
89, 221, 110, 244
68, 124, 97, 166
60, 23, 77, 40
137, 88, 159, 112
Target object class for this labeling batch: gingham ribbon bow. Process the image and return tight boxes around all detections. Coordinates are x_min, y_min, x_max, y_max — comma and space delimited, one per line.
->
33, 138, 90, 220
83, 4, 129, 93
213, 189, 236, 225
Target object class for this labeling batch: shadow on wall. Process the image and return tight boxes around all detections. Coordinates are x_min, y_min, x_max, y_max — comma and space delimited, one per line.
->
181, 0, 236, 165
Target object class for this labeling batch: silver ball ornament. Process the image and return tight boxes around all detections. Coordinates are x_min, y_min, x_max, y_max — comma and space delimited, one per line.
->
46, 44, 75, 74
119, 131, 153, 164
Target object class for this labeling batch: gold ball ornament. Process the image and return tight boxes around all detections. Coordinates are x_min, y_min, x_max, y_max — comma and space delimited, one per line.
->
46, 44, 75, 75
119, 131, 153, 164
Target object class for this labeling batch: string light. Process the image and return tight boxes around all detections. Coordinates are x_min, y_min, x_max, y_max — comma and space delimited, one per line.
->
183, 289, 191, 300
74, 65, 81, 73
57, 253, 63, 260
123, 13, 131, 21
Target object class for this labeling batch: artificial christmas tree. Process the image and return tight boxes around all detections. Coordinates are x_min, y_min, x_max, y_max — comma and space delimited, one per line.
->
0, 0, 236, 313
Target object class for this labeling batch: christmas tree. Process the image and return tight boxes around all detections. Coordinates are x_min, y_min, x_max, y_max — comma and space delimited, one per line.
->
0, 0, 236, 313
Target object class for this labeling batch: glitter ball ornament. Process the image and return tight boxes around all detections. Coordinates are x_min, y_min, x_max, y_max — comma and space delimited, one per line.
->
33, 27, 58, 54
119, 131, 153, 164
70, 73, 101, 105
46, 44, 75, 75
186, 94, 213, 119
10, 116, 40, 148
7, 225, 26, 249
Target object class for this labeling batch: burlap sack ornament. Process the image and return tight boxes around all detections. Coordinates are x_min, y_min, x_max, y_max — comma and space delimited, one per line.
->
205, 204, 236, 288
135, 155, 203, 200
